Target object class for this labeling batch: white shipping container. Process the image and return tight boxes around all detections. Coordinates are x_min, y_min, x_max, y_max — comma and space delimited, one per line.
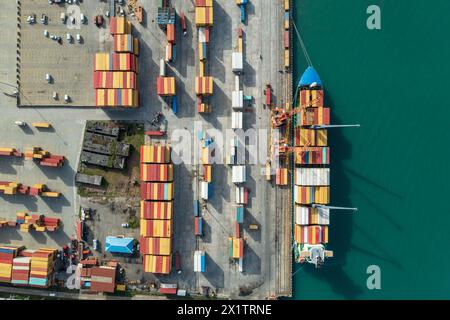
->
232, 90, 244, 109
235, 75, 240, 91
232, 165, 246, 184
198, 27, 207, 43
236, 186, 244, 204
200, 181, 209, 200
295, 168, 330, 186
232, 111, 243, 129
232, 52, 243, 72
239, 257, 243, 272
295, 205, 330, 225
159, 59, 166, 76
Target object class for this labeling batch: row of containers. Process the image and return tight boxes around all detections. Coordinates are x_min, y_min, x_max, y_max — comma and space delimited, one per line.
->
1, 147, 65, 168
139, 145, 174, 275
293, 86, 331, 250
195, 0, 214, 113
231, 28, 244, 128
13, 212, 61, 233
283, 0, 291, 69
94, 17, 140, 108
0, 246, 57, 288
228, 26, 247, 270
0, 182, 60, 198
156, 3, 178, 113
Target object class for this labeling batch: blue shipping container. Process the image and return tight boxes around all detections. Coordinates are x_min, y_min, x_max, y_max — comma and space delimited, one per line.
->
194, 200, 199, 217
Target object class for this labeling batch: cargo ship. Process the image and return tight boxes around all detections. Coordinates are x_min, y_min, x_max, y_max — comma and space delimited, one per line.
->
293, 67, 333, 267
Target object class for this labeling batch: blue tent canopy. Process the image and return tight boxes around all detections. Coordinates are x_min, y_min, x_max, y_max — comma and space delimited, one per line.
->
105, 236, 134, 254
298, 66, 322, 87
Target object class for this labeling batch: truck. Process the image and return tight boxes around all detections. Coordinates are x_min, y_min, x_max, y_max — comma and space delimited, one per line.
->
180, 12, 187, 36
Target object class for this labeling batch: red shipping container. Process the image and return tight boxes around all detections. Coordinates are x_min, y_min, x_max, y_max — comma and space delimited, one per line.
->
284, 31, 289, 48
235, 222, 240, 238
167, 24, 176, 43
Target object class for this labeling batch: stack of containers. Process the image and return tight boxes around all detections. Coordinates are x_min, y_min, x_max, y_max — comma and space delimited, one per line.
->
294, 85, 331, 248
195, 0, 214, 113
0, 147, 22, 157
139, 145, 174, 274
0, 246, 19, 283
283, 0, 290, 69
193, 250, 206, 273
95, 17, 139, 108
11, 257, 31, 285
231, 28, 244, 129
29, 248, 57, 288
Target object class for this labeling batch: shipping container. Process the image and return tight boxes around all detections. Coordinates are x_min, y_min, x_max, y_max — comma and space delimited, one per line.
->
198, 27, 210, 43
203, 165, 212, 182
200, 181, 211, 200
167, 23, 176, 43
236, 205, 244, 223
194, 217, 203, 236
95, 89, 139, 108
156, 76, 176, 96
140, 201, 173, 220
140, 163, 174, 182
195, 0, 213, 6
232, 90, 243, 109
140, 219, 172, 238
232, 165, 246, 184
195, 7, 214, 26
235, 186, 248, 205
195, 76, 214, 95
94, 53, 138, 72
114, 34, 139, 55
231, 111, 243, 129
294, 147, 329, 165
110, 17, 132, 35
297, 107, 330, 126
140, 145, 171, 164
229, 237, 244, 259
139, 237, 171, 255
275, 168, 288, 186
295, 205, 330, 225
294, 186, 330, 205
198, 42, 207, 61
140, 182, 174, 201
143, 254, 171, 274
193, 250, 206, 273
294, 225, 329, 245
232, 52, 243, 72
93, 71, 137, 89
295, 168, 330, 186
295, 128, 328, 147
193, 199, 200, 217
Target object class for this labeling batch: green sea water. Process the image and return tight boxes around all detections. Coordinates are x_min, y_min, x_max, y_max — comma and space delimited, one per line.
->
293, 0, 450, 299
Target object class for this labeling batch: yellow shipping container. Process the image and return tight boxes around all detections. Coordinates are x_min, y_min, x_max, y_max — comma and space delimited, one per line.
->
284, 0, 290, 11
195, 7, 214, 26
0, 147, 14, 152
41, 192, 61, 198
140, 145, 171, 163
143, 254, 171, 274
284, 49, 290, 68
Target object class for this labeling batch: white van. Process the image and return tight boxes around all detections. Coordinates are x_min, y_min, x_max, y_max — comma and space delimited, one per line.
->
45, 74, 51, 83
80, 13, 85, 24
60, 12, 66, 23
76, 34, 81, 43
66, 33, 72, 42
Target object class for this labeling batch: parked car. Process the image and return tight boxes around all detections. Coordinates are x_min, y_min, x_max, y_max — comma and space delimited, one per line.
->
93, 239, 98, 251
76, 34, 81, 43
41, 14, 47, 24
121, 223, 129, 228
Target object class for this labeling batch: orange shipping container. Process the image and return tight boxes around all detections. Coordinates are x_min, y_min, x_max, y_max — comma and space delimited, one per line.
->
140, 201, 173, 220
140, 219, 172, 238
143, 254, 171, 274
140, 163, 173, 181
139, 237, 171, 255
140, 145, 171, 163
195, 76, 213, 95
167, 24, 176, 43
294, 225, 329, 245
156, 77, 176, 96
275, 168, 288, 185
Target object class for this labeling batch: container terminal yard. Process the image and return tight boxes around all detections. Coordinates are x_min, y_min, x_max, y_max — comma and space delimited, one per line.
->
0, 0, 294, 299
